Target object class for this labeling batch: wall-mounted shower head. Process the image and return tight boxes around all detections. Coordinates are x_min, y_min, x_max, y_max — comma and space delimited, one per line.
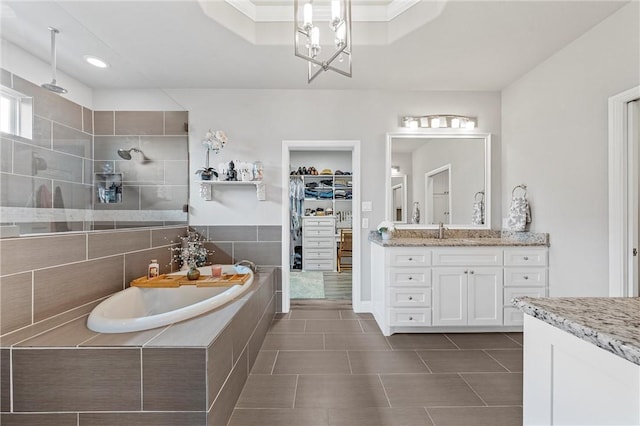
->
41, 27, 68, 94
117, 147, 142, 160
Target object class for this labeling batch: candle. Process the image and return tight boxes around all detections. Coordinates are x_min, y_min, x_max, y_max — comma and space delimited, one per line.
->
212, 264, 222, 278
303, 3, 313, 29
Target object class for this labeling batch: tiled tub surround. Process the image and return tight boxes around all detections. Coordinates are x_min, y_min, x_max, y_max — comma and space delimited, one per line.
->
0, 226, 188, 336
0, 68, 188, 233
193, 225, 284, 310
370, 230, 549, 247
514, 296, 640, 366
0, 267, 276, 426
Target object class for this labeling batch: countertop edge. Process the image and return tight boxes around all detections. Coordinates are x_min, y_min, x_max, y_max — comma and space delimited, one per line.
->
368, 237, 549, 247
513, 297, 640, 366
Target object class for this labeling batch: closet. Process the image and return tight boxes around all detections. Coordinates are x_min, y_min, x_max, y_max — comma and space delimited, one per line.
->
288, 150, 353, 300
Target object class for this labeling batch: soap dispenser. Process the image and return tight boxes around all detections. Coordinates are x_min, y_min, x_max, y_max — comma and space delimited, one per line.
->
148, 259, 159, 279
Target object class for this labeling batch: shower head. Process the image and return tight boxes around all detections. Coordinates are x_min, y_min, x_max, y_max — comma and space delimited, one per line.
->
41, 27, 68, 94
117, 147, 141, 160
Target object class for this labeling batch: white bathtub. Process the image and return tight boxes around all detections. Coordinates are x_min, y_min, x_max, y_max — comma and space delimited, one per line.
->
87, 265, 254, 333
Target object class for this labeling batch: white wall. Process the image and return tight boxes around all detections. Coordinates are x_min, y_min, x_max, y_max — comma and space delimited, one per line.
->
501, 2, 640, 297
1, 39, 93, 108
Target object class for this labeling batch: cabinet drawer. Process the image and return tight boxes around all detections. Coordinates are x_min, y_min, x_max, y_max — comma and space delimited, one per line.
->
389, 308, 432, 326
389, 250, 431, 267
304, 238, 334, 249
503, 306, 524, 326
504, 248, 547, 266
432, 248, 502, 266
305, 249, 334, 260
389, 287, 431, 307
303, 259, 333, 270
504, 268, 547, 286
304, 227, 334, 237
504, 286, 547, 305
304, 218, 335, 227
389, 267, 431, 287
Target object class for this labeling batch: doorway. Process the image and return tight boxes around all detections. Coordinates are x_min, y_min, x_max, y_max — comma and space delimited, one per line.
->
608, 86, 640, 297
425, 164, 451, 225
281, 140, 361, 313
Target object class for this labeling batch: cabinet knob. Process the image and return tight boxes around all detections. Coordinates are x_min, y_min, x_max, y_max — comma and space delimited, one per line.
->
524, 256, 529, 260
408, 257, 413, 261
524, 276, 529, 280
470, 270, 475, 274
464, 270, 468, 274
408, 276, 413, 280
409, 316, 413, 321
408, 296, 413, 300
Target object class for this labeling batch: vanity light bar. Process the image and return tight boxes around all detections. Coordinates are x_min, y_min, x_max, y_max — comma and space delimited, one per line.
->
402, 115, 477, 129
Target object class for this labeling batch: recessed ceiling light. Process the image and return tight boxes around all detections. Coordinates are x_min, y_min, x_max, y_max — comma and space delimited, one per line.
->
83, 55, 109, 68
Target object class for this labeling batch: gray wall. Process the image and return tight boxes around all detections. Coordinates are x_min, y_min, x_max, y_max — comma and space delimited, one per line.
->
501, 2, 640, 296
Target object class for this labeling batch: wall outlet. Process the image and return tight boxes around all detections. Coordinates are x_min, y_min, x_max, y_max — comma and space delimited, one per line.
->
362, 218, 369, 228
361, 201, 372, 212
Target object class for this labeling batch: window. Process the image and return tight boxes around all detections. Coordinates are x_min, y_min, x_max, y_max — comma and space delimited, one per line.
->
0, 85, 32, 139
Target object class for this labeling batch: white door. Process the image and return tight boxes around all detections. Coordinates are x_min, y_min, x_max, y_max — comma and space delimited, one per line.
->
631, 100, 640, 297
467, 267, 503, 325
432, 268, 467, 325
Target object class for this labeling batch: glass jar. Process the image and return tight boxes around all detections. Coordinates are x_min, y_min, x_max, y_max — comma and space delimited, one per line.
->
252, 161, 264, 181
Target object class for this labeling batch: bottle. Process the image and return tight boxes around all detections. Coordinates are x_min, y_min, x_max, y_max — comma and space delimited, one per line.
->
148, 259, 160, 279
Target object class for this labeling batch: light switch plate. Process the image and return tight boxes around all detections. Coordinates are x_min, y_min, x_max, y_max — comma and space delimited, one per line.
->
362, 218, 369, 228
361, 201, 372, 212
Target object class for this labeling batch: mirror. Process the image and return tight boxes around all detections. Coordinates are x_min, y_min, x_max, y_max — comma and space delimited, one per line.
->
386, 132, 491, 229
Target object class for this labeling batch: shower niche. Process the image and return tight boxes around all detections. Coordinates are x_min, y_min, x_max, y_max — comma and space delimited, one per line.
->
95, 173, 123, 204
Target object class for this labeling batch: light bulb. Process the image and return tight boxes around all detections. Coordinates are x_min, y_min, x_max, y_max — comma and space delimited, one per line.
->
451, 118, 460, 128
419, 117, 430, 127
311, 26, 320, 47
331, 0, 342, 26
303, 3, 313, 30
466, 120, 476, 129
431, 117, 441, 128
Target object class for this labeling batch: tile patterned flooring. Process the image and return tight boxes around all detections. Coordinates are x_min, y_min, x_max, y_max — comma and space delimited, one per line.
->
229, 302, 523, 425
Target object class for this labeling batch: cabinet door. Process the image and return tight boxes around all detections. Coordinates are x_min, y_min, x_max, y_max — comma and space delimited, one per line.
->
467, 267, 503, 326
432, 268, 467, 326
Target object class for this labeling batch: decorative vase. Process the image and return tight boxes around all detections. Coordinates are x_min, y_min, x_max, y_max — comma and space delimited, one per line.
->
381, 231, 393, 240
186, 265, 201, 280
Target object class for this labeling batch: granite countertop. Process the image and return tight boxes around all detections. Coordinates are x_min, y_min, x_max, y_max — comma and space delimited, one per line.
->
514, 296, 640, 366
369, 230, 549, 247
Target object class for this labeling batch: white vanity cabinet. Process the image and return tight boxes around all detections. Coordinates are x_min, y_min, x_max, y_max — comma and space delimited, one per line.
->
371, 242, 549, 335
432, 248, 503, 326
503, 248, 548, 325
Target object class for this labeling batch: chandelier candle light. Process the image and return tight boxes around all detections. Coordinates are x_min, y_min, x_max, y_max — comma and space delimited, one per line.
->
294, 0, 352, 83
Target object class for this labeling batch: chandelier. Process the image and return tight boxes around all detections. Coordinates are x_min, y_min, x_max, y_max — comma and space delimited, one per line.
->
294, 0, 352, 83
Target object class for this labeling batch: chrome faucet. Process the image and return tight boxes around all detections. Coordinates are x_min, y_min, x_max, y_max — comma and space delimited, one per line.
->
438, 222, 446, 239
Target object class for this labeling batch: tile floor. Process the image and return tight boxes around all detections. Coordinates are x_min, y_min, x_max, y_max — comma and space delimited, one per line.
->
228, 302, 523, 425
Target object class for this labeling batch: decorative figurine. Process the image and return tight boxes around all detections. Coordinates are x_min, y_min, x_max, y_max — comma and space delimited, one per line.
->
226, 161, 238, 181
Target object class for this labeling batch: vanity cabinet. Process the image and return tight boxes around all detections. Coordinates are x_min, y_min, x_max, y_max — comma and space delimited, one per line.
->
503, 248, 548, 325
371, 243, 548, 335
432, 248, 503, 326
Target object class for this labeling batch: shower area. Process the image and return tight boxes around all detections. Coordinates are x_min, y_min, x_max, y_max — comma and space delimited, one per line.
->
0, 68, 189, 235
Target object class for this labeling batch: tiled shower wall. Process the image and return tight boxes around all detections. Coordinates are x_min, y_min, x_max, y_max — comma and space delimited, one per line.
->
0, 68, 188, 233
0, 225, 187, 336
194, 225, 284, 311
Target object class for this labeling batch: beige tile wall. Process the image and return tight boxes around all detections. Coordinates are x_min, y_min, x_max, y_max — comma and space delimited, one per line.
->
0, 226, 188, 336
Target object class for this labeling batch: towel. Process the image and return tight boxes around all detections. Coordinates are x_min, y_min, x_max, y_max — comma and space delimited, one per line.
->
507, 196, 531, 231
472, 200, 484, 225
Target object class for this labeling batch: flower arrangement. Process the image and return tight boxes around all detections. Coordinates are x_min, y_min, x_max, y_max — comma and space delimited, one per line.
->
377, 220, 396, 234
170, 231, 214, 269
202, 130, 228, 154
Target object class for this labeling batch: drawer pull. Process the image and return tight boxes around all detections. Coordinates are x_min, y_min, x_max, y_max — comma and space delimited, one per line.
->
524, 276, 529, 280
464, 270, 468, 274
523, 256, 529, 260
408, 276, 413, 280
408, 257, 413, 261
408, 296, 413, 300
409, 316, 413, 321
470, 270, 475, 275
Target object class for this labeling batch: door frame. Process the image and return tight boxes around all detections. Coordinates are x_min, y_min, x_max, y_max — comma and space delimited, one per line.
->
425, 163, 452, 225
608, 85, 640, 296
281, 140, 362, 313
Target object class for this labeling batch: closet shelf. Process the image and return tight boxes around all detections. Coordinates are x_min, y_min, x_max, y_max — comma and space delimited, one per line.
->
197, 180, 266, 201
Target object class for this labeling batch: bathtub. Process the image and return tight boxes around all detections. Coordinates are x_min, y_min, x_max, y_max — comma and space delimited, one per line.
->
87, 265, 254, 333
